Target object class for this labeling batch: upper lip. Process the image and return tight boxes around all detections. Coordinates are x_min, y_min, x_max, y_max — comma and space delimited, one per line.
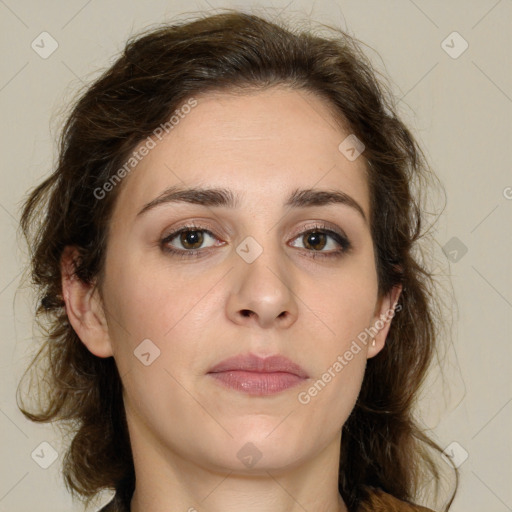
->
208, 353, 309, 378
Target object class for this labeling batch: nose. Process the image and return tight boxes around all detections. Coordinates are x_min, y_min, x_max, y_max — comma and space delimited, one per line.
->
226, 247, 298, 329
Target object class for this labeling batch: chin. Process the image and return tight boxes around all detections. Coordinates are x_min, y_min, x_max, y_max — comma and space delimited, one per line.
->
203, 421, 312, 473
205, 445, 308, 476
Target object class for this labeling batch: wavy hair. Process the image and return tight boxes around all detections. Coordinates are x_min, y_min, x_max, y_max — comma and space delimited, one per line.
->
18, 10, 456, 511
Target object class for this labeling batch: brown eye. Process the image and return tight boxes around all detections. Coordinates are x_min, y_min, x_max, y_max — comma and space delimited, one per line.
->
161, 227, 220, 254
289, 226, 351, 258
179, 230, 204, 249
303, 232, 327, 251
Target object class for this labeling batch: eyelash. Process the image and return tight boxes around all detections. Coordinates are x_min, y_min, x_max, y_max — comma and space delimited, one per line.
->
160, 223, 351, 260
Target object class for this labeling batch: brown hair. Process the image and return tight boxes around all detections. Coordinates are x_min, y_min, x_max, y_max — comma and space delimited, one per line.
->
18, 10, 456, 511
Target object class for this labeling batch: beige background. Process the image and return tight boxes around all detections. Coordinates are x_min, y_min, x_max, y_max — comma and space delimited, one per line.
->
1, 1, 511, 511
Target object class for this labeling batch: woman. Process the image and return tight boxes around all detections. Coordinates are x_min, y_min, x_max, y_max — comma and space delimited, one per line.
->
18, 10, 456, 512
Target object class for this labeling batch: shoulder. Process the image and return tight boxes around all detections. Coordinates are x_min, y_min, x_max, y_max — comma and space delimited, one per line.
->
356, 489, 435, 512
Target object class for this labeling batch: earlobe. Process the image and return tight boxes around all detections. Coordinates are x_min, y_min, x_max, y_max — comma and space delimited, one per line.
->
367, 284, 402, 358
61, 246, 113, 358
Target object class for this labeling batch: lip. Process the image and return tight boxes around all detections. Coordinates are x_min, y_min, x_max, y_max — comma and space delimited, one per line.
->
207, 353, 309, 396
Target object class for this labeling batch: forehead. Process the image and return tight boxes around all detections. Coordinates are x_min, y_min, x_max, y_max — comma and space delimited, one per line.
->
111, 87, 370, 221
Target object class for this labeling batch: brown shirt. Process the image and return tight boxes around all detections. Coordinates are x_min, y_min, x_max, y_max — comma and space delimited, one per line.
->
98, 489, 434, 512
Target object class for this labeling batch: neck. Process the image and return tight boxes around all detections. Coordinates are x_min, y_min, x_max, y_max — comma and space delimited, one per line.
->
127, 416, 347, 512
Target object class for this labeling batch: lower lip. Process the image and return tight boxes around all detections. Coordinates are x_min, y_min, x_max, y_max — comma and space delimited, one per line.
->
209, 371, 306, 396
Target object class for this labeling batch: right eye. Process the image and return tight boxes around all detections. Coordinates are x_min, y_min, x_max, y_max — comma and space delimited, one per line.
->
161, 226, 225, 257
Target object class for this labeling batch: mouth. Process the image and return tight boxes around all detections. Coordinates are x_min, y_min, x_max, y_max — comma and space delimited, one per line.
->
207, 353, 309, 396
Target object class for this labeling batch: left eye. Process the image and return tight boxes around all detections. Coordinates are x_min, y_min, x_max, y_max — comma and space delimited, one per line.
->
289, 230, 344, 252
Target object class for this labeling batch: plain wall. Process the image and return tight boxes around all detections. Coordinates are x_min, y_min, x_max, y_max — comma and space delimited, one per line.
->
0, 1, 510, 511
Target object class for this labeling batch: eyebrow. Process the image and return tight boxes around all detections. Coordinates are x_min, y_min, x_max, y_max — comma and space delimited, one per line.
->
137, 185, 367, 223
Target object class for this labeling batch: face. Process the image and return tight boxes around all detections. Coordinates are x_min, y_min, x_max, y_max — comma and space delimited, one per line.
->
82, 87, 398, 474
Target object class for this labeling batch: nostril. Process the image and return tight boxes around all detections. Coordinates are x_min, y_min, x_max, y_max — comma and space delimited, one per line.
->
240, 309, 253, 318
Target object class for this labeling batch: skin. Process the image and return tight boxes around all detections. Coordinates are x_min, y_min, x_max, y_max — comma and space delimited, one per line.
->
62, 86, 401, 512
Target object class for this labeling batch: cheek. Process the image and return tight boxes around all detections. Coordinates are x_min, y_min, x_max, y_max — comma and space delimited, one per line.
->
103, 258, 212, 436
295, 283, 372, 435
295, 262, 377, 420
304, 282, 373, 393
292, 320, 368, 450
303, 263, 378, 347
104, 250, 216, 334
100, 257, 205, 379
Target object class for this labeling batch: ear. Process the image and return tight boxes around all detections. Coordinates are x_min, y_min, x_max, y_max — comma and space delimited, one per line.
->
61, 246, 113, 358
366, 284, 402, 358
